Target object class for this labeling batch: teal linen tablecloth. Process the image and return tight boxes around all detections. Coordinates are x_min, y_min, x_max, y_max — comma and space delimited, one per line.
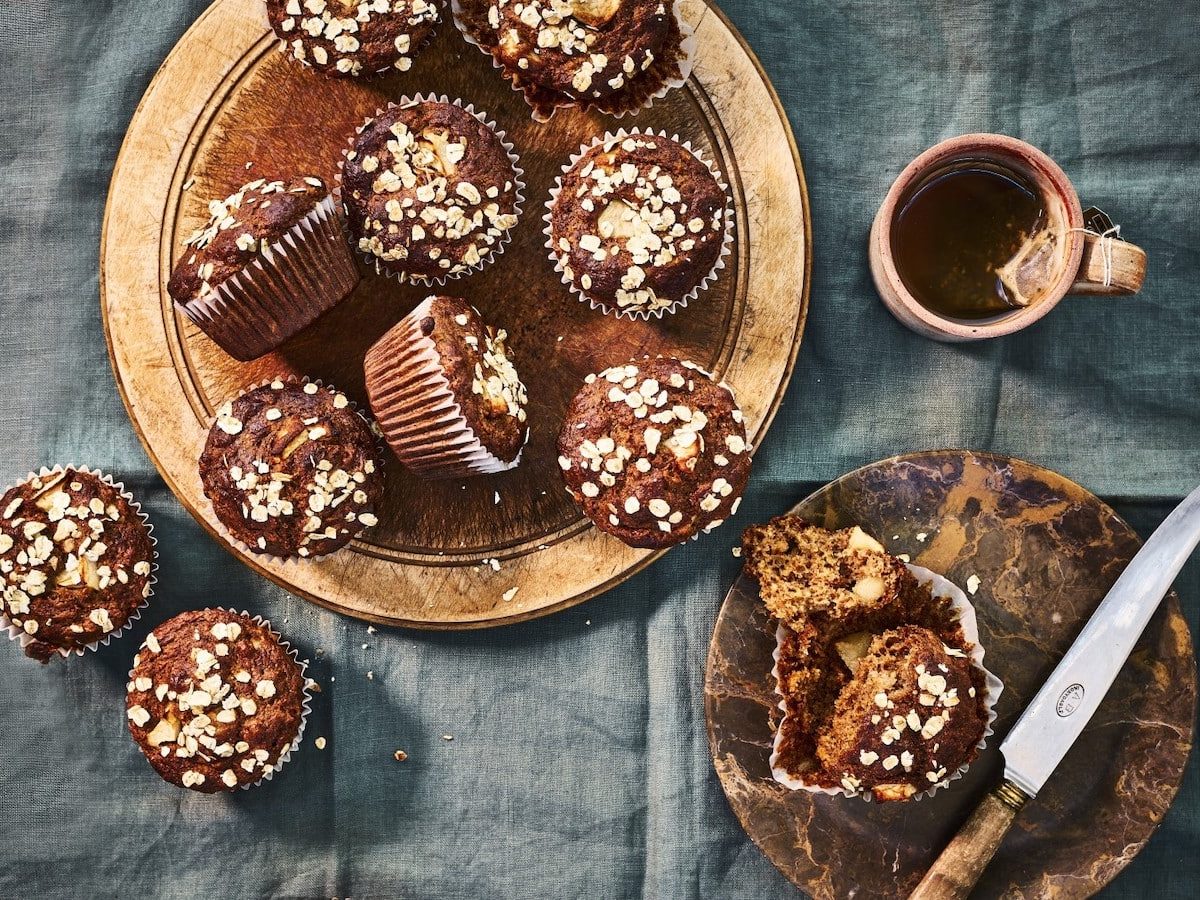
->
1, 1, 1197, 897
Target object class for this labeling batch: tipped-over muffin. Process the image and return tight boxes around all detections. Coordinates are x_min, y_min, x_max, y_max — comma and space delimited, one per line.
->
340, 99, 522, 281
267, 0, 441, 77
168, 175, 358, 361
125, 609, 306, 792
1, 468, 154, 663
454, 0, 692, 119
549, 133, 728, 317
558, 357, 750, 548
742, 517, 990, 801
365, 295, 530, 478
815, 626, 987, 801
199, 380, 384, 557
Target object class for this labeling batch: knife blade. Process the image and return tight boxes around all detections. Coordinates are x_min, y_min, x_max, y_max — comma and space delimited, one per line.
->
910, 482, 1200, 900
1001, 481, 1200, 797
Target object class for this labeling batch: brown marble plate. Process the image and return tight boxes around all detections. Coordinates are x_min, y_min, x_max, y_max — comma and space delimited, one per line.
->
705, 450, 1196, 898
99, 0, 810, 628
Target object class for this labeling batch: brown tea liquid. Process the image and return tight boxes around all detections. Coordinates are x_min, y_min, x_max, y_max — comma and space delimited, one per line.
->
891, 162, 1045, 319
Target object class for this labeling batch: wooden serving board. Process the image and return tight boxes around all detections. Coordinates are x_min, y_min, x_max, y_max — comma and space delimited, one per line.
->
100, 0, 810, 628
705, 451, 1196, 898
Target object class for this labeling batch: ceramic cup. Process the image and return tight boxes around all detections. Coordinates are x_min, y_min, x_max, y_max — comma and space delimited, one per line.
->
869, 133, 1146, 342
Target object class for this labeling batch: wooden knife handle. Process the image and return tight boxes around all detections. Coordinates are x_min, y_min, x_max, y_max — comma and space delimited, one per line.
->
908, 781, 1030, 900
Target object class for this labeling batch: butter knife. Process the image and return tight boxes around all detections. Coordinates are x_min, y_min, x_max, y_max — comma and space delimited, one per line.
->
910, 483, 1200, 900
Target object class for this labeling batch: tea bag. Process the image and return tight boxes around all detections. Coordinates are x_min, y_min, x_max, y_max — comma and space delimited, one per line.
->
995, 226, 1062, 308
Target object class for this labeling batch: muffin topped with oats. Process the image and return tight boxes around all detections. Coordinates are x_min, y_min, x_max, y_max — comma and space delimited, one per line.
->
340, 99, 522, 282
0, 468, 154, 663
168, 175, 358, 362
454, 0, 692, 119
365, 296, 530, 478
549, 133, 728, 317
126, 609, 307, 793
199, 380, 384, 558
557, 357, 750, 548
267, 0, 441, 77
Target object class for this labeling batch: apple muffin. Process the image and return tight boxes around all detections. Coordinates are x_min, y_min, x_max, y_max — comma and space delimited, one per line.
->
125, 609, 307, 792
199, 380, 384, 558
549, 133, 728, 317
558, 356, 750, 548
340, 99, 522, 282
365, 295, 530, 478
1, 468, 154, 663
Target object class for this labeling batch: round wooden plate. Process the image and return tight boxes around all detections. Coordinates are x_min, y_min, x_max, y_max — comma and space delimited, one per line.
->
100, 0, 810, 628
705, 451, 1196, 898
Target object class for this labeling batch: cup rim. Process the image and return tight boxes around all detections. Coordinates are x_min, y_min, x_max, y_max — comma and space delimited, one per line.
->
873, 133, 1086, 339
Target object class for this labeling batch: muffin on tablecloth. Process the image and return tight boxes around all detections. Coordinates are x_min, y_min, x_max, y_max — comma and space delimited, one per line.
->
365, 295, 529, 478
125, 608, 309, 793
557, 357, 750, 548
741, 518, 998, 802
453, 0, 695, 120
339, 97, 523, 283
1, 467, 156, 663
199, 380, 384, 558
168, 175, 358, 362
267, 0, 441, 77
547, 131, 730, 318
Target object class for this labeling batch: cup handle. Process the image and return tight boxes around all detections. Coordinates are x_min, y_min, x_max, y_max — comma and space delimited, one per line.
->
1070, 232, 1146, 295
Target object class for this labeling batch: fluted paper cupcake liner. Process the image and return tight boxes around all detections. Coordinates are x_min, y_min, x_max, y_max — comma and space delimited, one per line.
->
364, 296, 528, 479
127, 608, 312, 792
201, 377, 385, 563
769, 564, 1004, 802
1, 465, 158, 662
451, 0, 696, 122
544, 128, 734, 321
178, 195, 359, 362
336, 94, 525, 286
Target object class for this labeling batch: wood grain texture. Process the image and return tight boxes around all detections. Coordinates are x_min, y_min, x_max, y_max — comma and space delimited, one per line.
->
705, 451, 1196, 899
99, 0, 811, 628
908, 784, 1028, 900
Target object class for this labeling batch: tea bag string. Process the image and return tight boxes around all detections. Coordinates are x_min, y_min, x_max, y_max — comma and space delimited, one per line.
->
1068, 223, 1121, 288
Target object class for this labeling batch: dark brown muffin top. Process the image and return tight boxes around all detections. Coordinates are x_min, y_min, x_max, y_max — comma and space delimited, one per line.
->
199, 380, 384, 558
167, 176, 327, 305
419, 296, 529, 461
816, 626, 988, 802
484, 0, 667, 100
267, 0, 441, 77
557, 357, 750, 548
1, 468, 154, 663
550, 134, 727, 314
341, 100, 521, 280
125, 609, 306, 793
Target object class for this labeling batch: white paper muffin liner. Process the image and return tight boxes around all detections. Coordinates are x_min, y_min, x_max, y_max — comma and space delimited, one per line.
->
451, 0, 697, 122
365, 296, 529, 478
769, 564, 1004, 802
335, 94, 526, 286
544, 128, 734, 320
178, 195, 359, 362
200, 377, 386, 563
1, 465, 158, 662
126, 608, 312, 792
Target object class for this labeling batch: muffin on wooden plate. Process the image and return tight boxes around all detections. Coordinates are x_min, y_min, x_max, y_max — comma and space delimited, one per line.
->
168, 175, 358, 362
741, 518, 1000, 802
125, 608, 309, 792
1, 467, 156, 663
453, 0, 695, 120
365, 295, 529, 478
267, 0, 441, 77
557, 357, 749, 548
547, 131, 730, 318
339, 96, 523, 283
199, 380, 384, 558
